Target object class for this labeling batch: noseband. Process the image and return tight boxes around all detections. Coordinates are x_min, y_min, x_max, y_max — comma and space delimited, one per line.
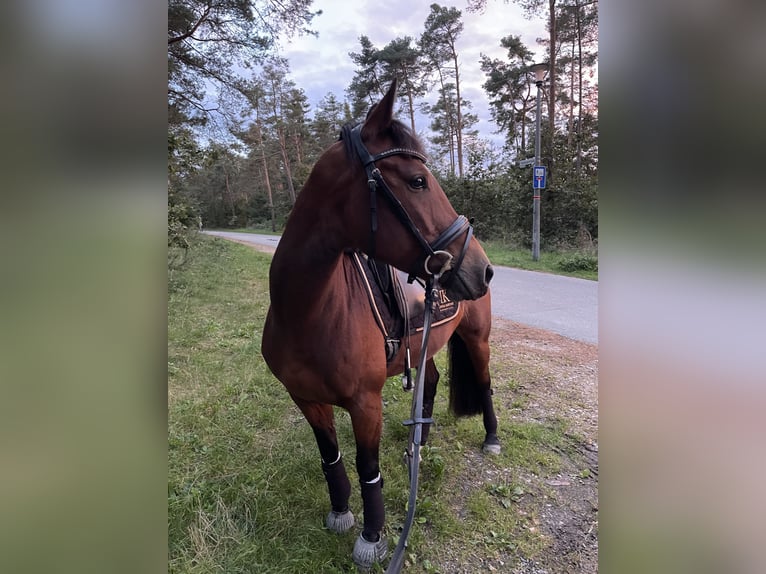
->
347, 125, 474, 282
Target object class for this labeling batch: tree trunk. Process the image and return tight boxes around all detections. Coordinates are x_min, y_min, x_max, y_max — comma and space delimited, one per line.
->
293, 131, 303, 166
521, 112, 526, 153
434, 63, 455, 176
224, 169, 236, 224
576, 0, 584, 178
278, 129, 296, 205
256, 123, 276, 231
568, 34, 575, 149
548, 0, 557, 178
453, 51, 464, 178
519, 83, 533, 155
407, 87, 416, 132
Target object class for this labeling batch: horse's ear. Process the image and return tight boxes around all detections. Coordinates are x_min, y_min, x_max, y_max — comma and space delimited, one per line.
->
362, 78, 398, 137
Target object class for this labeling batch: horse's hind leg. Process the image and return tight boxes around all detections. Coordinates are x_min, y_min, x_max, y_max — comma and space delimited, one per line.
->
453, 302, 502, 455
292, 398, 354, 533
472, 345, 501, 455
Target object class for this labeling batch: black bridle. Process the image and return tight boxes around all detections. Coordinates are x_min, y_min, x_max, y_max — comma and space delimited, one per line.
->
347, 124, 474, 283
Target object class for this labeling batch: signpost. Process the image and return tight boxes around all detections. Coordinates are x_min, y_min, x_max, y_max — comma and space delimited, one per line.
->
528, 63, 548, 261
531, 165, 544, 261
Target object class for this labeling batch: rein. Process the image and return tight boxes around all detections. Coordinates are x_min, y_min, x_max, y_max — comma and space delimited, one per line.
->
385, 276, 437, 574
344, 124, 471, 573
347, 125, 474, 282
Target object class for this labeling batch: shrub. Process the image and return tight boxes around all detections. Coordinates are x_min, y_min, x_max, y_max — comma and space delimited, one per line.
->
556, 253, 598, 272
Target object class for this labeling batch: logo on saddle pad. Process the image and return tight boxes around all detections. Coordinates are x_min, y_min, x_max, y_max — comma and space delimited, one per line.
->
406, 282, 458, 332
433, 287, 454, 312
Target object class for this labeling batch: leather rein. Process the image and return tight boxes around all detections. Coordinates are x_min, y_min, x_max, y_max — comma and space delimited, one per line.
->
346, 124, 470, 573
347, 124, 474, 283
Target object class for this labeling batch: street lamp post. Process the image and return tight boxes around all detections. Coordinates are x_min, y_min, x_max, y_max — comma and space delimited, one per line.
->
528, 63, 548, 261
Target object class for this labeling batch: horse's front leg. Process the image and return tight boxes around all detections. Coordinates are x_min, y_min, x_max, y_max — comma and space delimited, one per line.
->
292, 398, 355, 533
348, 391, 388, 570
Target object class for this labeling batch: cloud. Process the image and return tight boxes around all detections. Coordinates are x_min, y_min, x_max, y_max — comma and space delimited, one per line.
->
277, 0, 547, 144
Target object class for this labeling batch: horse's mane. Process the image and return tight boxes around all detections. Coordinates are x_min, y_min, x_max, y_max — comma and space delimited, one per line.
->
340, 119, 427, 163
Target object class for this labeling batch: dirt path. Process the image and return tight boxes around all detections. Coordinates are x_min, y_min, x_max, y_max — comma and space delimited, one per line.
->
481, 318, 598, 573
218, 236, 277, 254
430, 318, 598, 574
491, 318, 598, 444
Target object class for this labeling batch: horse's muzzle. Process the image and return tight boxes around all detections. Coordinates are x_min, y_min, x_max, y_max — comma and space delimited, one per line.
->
484, 264, 494, 285
441, 261, 493, 301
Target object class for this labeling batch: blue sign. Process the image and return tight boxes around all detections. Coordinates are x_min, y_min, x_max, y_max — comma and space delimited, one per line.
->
533, 166, 546, 189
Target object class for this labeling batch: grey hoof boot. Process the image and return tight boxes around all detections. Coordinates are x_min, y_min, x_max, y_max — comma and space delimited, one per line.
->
482, 436, 502, 455
326, 509, 355, 533
352, 533, 388, 571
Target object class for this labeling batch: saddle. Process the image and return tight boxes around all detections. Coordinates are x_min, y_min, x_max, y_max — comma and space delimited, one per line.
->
349, 250, 461, 363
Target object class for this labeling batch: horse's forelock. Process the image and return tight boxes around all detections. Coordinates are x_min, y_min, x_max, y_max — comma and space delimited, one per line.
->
388, 120, 426, 156
339, 120, 425, 162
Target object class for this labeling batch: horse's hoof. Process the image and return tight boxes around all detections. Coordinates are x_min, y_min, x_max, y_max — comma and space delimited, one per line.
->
482, 435, 502, 455
326, 509, 355, 533
352, 533, 388, 571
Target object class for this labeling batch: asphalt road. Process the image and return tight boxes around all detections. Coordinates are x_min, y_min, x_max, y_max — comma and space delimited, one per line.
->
203, 230, 598, 344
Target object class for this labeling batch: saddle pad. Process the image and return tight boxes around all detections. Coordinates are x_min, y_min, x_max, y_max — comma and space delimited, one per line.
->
349, 251, 460, 361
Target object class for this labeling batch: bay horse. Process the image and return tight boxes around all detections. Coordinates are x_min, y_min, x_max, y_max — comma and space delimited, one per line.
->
261, 80, 501, 570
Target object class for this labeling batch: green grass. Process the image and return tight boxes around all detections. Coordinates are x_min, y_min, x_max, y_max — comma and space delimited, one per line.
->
168, 235, 578, 573
482, 240, 598, 280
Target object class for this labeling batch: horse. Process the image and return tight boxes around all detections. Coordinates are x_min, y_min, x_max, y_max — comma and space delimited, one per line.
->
261, 79, 501, 571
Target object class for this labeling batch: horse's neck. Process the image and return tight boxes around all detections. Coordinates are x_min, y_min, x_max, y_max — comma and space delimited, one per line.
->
268, 210, 349, 321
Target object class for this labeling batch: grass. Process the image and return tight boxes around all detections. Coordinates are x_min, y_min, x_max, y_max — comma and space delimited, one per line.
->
168, 235, 579, 573
482, 240, 598, 281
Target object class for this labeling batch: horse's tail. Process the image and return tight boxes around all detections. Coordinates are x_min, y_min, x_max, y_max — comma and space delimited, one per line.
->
447, 332, 485, 417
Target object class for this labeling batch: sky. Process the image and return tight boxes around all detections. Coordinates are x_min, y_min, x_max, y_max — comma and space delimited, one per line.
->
273, 0, 547, 147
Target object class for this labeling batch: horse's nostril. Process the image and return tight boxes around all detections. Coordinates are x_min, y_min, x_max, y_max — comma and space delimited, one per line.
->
485, 264, 494, 284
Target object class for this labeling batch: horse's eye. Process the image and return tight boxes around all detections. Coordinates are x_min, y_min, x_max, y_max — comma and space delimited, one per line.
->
409, 176, 427, 190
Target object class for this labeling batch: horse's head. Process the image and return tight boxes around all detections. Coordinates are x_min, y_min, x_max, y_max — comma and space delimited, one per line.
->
338, 79, 493, 301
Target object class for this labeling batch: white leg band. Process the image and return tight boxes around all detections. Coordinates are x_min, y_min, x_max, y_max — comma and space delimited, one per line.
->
322, 452, 342, 466
363, 472, 381, 484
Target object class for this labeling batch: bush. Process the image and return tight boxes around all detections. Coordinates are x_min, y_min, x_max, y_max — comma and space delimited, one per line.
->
555, 253, 598, 272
